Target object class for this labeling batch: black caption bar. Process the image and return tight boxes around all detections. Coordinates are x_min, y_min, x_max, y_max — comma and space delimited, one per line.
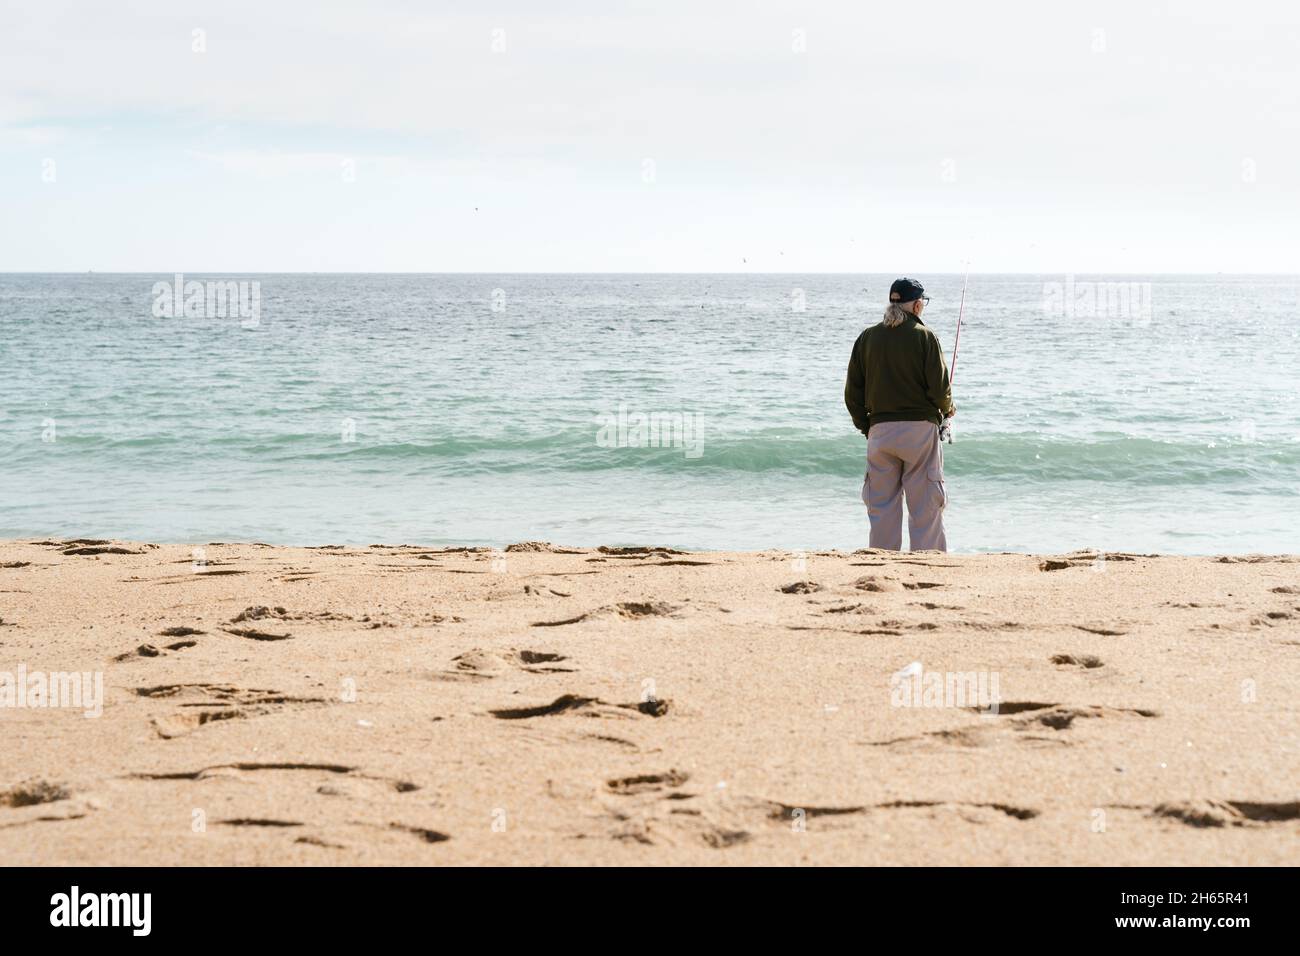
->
0, 866, 1284, 941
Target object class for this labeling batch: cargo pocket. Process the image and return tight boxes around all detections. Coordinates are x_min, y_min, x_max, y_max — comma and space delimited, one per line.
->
927, 465, 947, 512
861, 460, 871, 508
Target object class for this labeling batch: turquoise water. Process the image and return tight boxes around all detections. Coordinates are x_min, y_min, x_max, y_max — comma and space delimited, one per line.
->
1, 273, 1297, 553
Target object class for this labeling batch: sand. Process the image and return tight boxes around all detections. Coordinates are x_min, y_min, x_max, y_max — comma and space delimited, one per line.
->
1, 538, 1297, 865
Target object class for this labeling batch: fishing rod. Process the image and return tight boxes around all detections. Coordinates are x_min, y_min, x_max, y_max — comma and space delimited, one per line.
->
938, 270, 968, 444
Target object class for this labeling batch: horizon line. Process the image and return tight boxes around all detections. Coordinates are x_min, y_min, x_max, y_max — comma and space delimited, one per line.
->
3, 271, 1297, 277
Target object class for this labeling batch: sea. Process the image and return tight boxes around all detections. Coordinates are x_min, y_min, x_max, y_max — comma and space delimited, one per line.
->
1, 273, 1296, 554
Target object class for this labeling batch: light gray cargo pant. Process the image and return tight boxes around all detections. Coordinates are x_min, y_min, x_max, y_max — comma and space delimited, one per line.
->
861, 420, 947, 552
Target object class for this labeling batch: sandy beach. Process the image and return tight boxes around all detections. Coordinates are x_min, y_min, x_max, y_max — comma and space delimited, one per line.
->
1, 538, 1296, 866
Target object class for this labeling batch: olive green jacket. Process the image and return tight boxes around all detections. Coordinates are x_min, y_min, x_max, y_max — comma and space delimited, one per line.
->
844, 307, 954, 435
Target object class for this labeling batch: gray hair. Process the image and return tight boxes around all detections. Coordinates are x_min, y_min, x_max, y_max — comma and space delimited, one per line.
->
882, 302, 915, 328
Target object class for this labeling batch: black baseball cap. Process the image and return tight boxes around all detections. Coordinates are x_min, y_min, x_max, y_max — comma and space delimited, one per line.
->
889, 278, 928, 303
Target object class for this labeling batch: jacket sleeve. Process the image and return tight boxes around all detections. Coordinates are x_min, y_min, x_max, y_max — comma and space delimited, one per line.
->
844, 335, 871, 436
924, 331, 954, 416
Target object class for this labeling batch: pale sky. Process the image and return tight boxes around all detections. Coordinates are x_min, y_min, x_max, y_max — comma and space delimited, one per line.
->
2, 1, 1297, 272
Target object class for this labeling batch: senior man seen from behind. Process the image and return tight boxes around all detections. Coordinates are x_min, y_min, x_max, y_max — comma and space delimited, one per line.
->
844, 277, 956, 552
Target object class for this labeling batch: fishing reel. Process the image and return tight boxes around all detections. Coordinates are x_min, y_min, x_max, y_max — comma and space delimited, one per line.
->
939, 415, 954, 444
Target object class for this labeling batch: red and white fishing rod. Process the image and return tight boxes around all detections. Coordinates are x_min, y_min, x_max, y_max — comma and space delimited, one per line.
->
939, 271, 967, 444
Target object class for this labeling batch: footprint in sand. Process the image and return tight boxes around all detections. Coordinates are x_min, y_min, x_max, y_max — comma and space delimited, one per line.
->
531, 602, 681, 627
854, 575, 903, 593
779, 581, 823, 594
2, 779, 70, 807
388, 823, 451, 844
433, 647, 575, 681
129, 762, 420, 800
125, 764, 431, 846
589, 772, 750, 849
1050, 653, 1105, 669
596, 546, 687, 556
1142, 800, 1300, 828
114, 639, 200, 661
61, 546, 141, 556
489, 694, 669, 720
765, 800, 1038, 824
523, 584, 571, 597
0, 779, 98, 829
875, 801, 1039, 821
867, 702, 1157, 749
159, 626, 204, 637
135, 682, 332, 738
822, 602, 875, 614
217, 818, 304, 829
765, 801, 865, 822
606, 770, 690, 796
222, 626, 293, 641
974, 702, 1155, 725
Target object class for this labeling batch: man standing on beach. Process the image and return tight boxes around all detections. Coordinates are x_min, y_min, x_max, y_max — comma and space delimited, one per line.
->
844, 278, 955, 551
